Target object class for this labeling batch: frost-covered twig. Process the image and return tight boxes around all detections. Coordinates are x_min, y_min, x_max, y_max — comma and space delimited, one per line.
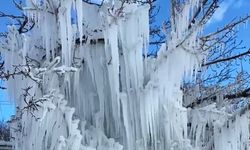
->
53, 66, 78, 74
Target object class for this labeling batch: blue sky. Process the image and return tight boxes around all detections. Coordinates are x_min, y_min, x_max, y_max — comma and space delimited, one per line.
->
0, 1, 20, 32
205, 0, 250, 46
0, 0, 249, 121
0, 1, 20, 121
0, 82, 14, 121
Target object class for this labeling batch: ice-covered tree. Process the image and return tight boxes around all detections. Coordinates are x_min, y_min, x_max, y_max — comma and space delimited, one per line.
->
0, 0, 250, 150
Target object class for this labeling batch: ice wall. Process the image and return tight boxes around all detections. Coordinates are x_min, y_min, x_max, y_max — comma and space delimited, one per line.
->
3, 0, 207, 150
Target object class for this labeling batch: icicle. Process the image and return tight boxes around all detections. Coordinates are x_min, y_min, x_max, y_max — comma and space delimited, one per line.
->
76, 0, 83, 43
59, 0, 74, 66
104, 23, 121, 132
22, 34, 28, 64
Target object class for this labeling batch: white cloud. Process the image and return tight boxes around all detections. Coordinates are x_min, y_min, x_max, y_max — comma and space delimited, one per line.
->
212, 0, 233, 22
207, 0, 245, 25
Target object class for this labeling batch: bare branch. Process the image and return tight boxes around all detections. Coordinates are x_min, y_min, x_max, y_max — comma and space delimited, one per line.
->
203, 49, 250, 66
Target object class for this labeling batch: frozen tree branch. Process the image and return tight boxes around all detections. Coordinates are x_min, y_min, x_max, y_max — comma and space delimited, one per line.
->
203, 49, 250, 66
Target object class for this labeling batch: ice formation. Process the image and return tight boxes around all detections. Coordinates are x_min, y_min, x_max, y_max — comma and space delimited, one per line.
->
187, 99, 250, 150
3, 0, 249, 150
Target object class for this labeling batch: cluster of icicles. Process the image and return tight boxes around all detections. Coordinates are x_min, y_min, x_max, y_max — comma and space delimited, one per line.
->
2, 0, 250, 150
